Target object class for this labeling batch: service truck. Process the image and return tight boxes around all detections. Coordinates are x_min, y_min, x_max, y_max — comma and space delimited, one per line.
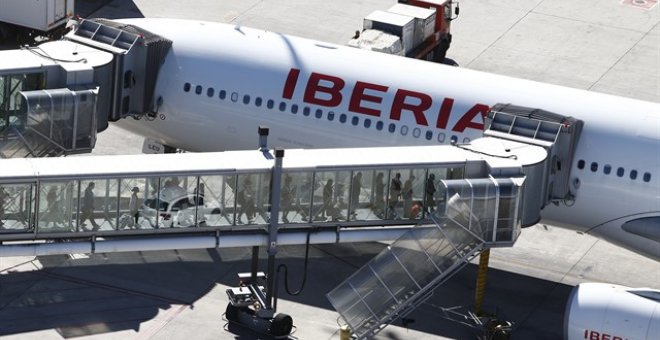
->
0, 0, 74, 44
348, 0, 459, 64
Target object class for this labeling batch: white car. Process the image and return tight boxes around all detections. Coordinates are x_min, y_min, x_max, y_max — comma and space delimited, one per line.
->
141, 194, 221, 228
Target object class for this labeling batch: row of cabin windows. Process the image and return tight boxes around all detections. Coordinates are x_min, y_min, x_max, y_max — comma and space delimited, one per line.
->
183, 82, 464, 144
577, 159, 652, 182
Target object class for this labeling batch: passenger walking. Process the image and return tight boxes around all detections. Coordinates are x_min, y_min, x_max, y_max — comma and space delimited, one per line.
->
129, 186, 140, 228
425, 173, 436, 213
388, 173, 402, 218
44, 186, 60, 228
318, 179, 334, 220
281, 175, 295, 223
80, 182, 100, 231
237, 177, 256, 224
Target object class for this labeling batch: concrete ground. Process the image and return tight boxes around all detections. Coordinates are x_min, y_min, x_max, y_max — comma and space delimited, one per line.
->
1, 0, 658, 339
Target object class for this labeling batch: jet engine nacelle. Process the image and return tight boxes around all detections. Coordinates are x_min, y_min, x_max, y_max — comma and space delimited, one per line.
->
564, 283, 660, 340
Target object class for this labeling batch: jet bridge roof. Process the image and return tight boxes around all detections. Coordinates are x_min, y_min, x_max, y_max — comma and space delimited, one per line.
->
0, 140, 546, 182
0, 40, 113, 75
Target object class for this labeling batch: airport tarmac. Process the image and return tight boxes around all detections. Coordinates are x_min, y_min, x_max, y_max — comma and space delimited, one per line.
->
1, 0, 659, 339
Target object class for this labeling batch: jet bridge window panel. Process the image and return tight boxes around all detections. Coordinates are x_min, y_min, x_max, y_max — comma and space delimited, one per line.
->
79, 179, 119, 232
0, 183, 34, 233
37, 181, 77, 234
426, 167, 453, 216
387, 168, 426, 220
0, 73, 45, 130
279, 171, 314, 224
495, 180, 520, 243
118, 177, 149, 230
439, 178, 522, 245
313, 171, 351, 222
196, 175, 229, 227
347, 171, 367, 222
236, 172, 271, 225
153, 175, 198, 228
21, 88, 98, 152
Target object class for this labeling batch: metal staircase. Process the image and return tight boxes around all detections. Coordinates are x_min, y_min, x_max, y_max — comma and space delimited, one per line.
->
0, 126, 64, 158
326, 177, 525, 339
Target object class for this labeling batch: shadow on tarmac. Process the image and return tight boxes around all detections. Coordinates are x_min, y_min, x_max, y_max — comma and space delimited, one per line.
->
0, 243, 572, 339
76, 0, 144, 19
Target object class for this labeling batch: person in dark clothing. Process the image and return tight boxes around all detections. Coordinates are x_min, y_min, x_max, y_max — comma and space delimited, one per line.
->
81, 182, 100, 230
388, 173, 402, 218
425, 173, 436, 213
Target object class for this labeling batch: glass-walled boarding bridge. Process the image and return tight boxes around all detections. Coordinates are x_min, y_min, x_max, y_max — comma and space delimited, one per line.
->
0, 142, 542, 245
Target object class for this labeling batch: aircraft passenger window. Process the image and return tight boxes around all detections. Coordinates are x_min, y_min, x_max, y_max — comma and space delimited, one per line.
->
339, 114, 347, 123
364, 119, 371, 128
643, 172, 651, 182
413, 128, 421, 138
303, 107, 310, 116
243, 95, 250, 104
577, 160, 585, 170
267, 99, 274, 109
183, 83, 191, 92
207, 88, 214, 97
437, 132, 446, 143
376, 121, 383, 131
603, 164, 611, 175
279, 102, 287, 112
590, 162, 598, 172
400, 125, 408, 136
315, 109, 323, 118
425, 131, 433, 140
351, 116, 359, 126
327, 111, 335, 121
231, 92, 238, 102
195, 85, 202, 95
291, 104, 299, 114
219, 90, 226, 100
617, 167, 625, 177
255, 97, 262, 107
388, 123, 396, 133
630, 170, 638, 180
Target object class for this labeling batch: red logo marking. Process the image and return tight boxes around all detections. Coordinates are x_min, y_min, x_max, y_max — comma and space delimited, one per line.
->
282, 68, 490, 133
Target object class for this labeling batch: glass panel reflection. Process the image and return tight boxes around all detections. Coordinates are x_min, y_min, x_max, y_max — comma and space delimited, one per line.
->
39, 180, 77, 233
280, 172, 313, 224
118, 178, 149, 230
79, 179, 117, 231
0, 183, 33, 232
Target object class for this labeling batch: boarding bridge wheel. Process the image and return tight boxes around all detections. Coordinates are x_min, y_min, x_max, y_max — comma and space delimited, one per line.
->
224, 303, 293, 337
224, 271, 294, 338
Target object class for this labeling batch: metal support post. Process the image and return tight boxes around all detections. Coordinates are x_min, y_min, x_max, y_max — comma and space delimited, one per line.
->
265, 148, 284, 310
258, 126, 269, 153
474, 248, 490, 315
251, 246, 259, 282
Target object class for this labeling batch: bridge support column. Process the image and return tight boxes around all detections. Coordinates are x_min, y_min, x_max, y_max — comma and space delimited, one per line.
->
474, 248, 490, 315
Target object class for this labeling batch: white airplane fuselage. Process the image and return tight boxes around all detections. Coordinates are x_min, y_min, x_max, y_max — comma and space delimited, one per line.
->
114, 19, 660, 259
